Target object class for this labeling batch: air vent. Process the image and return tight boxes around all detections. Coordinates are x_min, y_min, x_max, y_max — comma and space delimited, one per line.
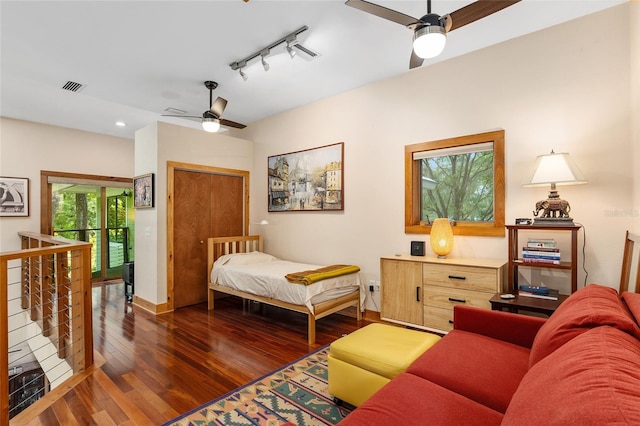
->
294, 43, 320, 58
164, 107, 187, 115
61, 81, 85, 92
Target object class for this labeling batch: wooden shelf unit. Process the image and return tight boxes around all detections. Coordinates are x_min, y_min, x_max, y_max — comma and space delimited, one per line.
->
506, 224, 581, 294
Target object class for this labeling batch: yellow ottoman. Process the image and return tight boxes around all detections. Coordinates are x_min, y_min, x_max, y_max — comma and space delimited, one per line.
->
328, 323, 441, 407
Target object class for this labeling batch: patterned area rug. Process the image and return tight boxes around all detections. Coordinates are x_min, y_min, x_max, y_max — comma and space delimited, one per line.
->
164, 345, 352, 426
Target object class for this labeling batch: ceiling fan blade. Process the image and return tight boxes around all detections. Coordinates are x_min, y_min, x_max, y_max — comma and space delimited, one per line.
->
345, 0, 419, 28
449, 0, 520, 32
409, 50, 424, 69
220, 119, 246, 129
210, 97, 228, 118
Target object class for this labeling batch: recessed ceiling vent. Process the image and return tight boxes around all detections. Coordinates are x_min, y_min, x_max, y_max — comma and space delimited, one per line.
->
61, 81, 85, 92
164, 107, 187, 115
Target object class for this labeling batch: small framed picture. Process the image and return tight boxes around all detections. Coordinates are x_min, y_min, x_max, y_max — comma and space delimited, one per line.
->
0, 176, 29, 217
134, 173, 154, 209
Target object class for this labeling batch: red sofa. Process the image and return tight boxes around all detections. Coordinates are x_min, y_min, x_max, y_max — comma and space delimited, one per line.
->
339, 284, 640, 425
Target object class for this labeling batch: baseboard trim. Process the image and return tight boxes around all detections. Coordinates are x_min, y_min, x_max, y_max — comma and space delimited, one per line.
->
132, 295, 171, 315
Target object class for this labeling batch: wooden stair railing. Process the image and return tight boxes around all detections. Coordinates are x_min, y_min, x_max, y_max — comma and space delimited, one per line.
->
1, 232, 93, 424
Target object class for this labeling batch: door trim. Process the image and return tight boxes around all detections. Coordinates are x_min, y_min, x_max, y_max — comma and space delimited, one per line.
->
166, 161, 250, 311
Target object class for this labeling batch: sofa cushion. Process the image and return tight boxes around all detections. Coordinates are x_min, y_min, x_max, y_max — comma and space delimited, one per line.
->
406, 329, 530, 413
622, 291, 640, 325
338, 373, 503, 426
503, 326, 640, 425
529, 284, 640, 367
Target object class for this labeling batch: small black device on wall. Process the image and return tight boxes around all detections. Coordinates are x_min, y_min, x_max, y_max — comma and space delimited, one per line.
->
411, 241, 425, 256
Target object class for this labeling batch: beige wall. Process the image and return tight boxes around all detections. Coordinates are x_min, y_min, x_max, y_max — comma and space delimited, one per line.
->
0, 117, 133, 252
134, 121, 254, 305
241, 4, 637, 308
631, 1, 640, 232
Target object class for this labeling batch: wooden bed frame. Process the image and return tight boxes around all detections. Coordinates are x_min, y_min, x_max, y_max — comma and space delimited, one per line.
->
207, 235, 362, 344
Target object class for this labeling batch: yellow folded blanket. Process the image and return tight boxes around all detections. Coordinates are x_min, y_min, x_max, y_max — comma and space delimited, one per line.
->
285, 264, 361, 285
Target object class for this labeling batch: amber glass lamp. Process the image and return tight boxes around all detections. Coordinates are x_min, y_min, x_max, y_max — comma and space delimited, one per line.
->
430, 218, 454, 258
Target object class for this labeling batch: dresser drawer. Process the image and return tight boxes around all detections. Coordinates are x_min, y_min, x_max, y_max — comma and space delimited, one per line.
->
423, 306, 454, 332
423, 264, 499, 292
423, 286, 492, 310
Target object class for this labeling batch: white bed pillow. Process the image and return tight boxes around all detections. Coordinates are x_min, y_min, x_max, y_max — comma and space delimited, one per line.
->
213, 251, 277, 268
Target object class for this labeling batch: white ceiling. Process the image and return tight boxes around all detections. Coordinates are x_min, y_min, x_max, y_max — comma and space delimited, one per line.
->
0, 0, 625, 139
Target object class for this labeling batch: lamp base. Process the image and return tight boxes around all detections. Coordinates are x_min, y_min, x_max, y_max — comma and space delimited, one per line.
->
532, 217, 575, 226
532, 192, 573, 225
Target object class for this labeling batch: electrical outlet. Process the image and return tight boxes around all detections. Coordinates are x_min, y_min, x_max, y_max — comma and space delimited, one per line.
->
374, 281, 381, 291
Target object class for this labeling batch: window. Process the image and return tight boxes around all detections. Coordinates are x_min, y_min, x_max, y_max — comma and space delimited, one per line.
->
405, 130, 505, 237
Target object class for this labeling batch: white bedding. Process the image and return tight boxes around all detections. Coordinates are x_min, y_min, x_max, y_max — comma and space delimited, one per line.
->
210, 251, 364, 314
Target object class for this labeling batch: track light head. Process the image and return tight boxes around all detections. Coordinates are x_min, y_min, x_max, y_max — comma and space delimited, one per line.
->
239, 67, 248, 81
260, 53, 270, 72
285, 37, 297, 59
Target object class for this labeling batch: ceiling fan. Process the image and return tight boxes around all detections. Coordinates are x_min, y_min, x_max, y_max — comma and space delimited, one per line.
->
345, 0, 520, 69
162, 81, 246, 132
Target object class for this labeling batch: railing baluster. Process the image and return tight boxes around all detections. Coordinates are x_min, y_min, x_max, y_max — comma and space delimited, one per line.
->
1, 258, 9, 426
41, 242, 55, 337
56, 253, 70, 359
21, 237, 29, 310
29, 252, 39, 322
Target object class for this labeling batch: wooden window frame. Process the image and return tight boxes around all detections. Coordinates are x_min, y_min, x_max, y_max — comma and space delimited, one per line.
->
404, 130, 505, 237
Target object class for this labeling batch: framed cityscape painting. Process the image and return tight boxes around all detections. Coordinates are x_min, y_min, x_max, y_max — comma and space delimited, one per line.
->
0, 176, 29, 217
268, 142, 344, 212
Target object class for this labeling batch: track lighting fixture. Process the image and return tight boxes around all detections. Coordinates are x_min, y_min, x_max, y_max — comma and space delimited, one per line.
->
260, 49, 270, 71
286, 38, 297, 59
239, 67, 248, 81
229, 26, 318, 79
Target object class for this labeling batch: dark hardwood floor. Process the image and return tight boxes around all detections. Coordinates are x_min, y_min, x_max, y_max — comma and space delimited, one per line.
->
15, 281, 369, 425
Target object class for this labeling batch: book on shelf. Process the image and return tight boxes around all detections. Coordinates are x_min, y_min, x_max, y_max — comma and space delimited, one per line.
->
522, 252, 561, 260
521, 246, 560, 253
518, 288, 560, 300
522, 257, 561, 265
527, 239, 556, 248
519, 285, 550, 294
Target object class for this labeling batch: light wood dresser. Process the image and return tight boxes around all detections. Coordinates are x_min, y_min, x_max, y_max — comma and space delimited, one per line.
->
381, 255, 507, 333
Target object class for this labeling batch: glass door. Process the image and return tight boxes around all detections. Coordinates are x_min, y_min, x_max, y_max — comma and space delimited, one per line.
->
50, 183, 134, 281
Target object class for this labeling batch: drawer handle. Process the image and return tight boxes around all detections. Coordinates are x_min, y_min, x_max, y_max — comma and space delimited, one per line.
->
448, 297, 466, 303
448, 275, 466, 280
416, 287, 421, 302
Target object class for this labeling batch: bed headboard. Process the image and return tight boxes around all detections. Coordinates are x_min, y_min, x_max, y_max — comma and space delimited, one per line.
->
207, 235, 263, 274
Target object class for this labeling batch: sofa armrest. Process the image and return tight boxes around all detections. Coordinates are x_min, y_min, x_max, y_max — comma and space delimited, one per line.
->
453, 305, 546, 348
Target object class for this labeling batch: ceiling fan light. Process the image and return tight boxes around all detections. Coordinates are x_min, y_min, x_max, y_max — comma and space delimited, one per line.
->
413, 25, 447, 59
202, 117, 220, 133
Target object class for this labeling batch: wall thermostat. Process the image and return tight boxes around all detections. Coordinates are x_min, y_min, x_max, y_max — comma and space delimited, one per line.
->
411, 241, 425, 256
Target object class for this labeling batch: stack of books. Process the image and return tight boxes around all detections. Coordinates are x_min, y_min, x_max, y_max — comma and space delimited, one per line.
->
519, 285, 560, 300
522, 239, 561, 265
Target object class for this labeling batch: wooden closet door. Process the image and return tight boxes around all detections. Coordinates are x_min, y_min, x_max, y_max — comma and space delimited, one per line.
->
210, 174, 244, 237
173, 170, 244, 308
